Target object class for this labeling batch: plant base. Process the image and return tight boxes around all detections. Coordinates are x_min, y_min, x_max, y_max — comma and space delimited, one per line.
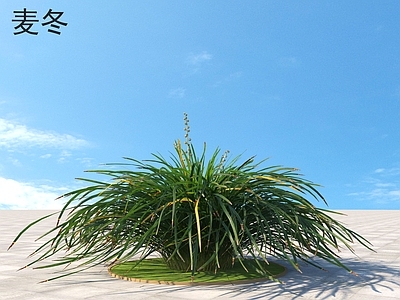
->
109, 258, 287, 286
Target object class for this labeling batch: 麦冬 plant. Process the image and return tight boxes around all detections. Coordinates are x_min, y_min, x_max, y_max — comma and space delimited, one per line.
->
9, 113, 373, 282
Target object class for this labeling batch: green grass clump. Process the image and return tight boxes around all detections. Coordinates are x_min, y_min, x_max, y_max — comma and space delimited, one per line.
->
9, 113, 374, 283
109, 258, 286, 285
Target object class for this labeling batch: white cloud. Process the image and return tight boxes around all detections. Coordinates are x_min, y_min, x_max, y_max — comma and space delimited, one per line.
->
389, 190, 400, 197
380, 167, 400, 176
0, 177, 68, 209
213, 72, 242, 87
76, 157, 95, 167
168, 87, 186, 99
57, 150, 72, 163
184, 51, 213, 75
354, 188, 400, 204
0, 118, 89, 150
8, 157, 22, 167
186, 51, 212, 66
348, 167, 400, 205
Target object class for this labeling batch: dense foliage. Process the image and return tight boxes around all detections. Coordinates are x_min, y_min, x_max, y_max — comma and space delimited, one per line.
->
9, 114, 373, 282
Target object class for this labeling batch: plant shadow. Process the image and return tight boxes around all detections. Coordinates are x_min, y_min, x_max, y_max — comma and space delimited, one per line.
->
103, 258, 400, 299
221, 258, 400, 299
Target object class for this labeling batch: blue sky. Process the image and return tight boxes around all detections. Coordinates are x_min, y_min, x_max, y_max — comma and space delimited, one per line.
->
1, 1, 400, 209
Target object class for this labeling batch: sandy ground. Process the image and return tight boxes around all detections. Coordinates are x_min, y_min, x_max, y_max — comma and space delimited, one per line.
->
1, 210, 400, 299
